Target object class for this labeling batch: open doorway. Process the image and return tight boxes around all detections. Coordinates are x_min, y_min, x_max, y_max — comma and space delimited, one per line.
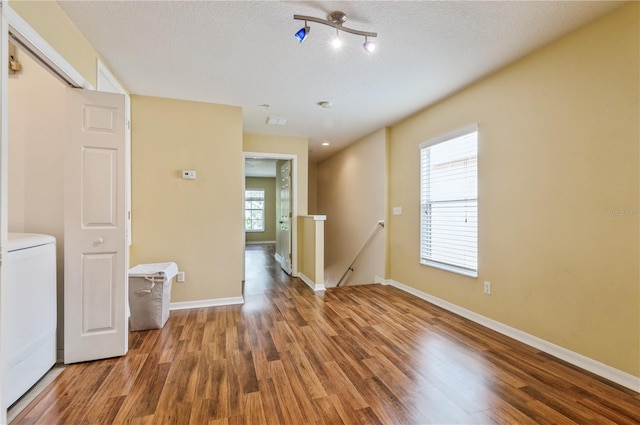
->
243, 153, 297, 282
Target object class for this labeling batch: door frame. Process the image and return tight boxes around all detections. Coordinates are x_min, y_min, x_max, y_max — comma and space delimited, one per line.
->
0, 3, 95, 421
242, 152, 298, 278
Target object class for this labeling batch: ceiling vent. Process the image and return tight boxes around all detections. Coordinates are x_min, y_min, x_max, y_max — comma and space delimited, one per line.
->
266, 117, 288, 126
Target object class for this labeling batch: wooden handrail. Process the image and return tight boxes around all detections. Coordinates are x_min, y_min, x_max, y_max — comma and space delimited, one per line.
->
336, 220, 384, 287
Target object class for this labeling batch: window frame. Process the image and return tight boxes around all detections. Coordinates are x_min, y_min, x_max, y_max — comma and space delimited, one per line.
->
244, 188, 266, 233
419, 125, 478, 278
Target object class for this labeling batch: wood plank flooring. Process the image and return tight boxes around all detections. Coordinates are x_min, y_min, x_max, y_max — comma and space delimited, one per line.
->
11, 243, 640, 424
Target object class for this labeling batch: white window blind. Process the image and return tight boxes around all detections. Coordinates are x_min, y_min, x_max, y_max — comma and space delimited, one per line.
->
245, 189, 265, 232
420, 126, 478, 277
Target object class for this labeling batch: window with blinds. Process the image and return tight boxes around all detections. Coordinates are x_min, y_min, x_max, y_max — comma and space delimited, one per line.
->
420, 125, 478, 277
245, 189, 265, 232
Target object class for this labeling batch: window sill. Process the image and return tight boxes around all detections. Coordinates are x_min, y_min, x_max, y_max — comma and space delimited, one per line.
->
420, 259, 477, 278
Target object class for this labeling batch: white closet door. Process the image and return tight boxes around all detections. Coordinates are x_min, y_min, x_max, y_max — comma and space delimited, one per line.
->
64, 88, 128, 364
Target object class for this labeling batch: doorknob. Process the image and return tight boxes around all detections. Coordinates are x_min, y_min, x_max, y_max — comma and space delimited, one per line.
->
93, 237, 104, 246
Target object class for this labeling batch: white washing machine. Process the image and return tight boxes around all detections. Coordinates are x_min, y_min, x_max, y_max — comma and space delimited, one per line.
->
6, 233, 57, 406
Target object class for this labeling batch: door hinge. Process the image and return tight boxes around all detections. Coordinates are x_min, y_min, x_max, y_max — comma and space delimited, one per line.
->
127, 120, 131, 130
289, 212, 292, 218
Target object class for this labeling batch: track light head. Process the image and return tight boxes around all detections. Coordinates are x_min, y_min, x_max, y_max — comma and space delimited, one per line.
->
295, 22, 310, 43
363, 36, 376, 53
332, 28, 342, 49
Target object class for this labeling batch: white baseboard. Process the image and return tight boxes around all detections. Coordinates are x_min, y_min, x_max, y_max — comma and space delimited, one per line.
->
246, 241, 276, 245
299, 273, 326, 291
274, 253, 283, 265
384, 278, 640, 393
170, 296, 244, 311
375, 275, 388, 285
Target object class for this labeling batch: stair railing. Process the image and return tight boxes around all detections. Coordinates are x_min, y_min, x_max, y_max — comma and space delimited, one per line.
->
336, 220, 384, 287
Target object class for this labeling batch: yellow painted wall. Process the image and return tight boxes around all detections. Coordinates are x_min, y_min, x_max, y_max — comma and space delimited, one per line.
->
8, 46, 66, 351
245, 177, 276, 243
317, 128, 387, 287
10, 0, 102, 88
298, 216, 325, 286
298, 216, 316, 282
243, 133, 308, 216
130, 95, 244, 302
308, 162, 318, 215
388, 4, 639, 377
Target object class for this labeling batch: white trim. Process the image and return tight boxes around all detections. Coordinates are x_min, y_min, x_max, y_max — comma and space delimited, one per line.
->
96, 59, 127, 94
5, 5, 92, 89
299, 273, 326, 292
246, 240, 276, 245
274, 252, 284, 265
301, 214, 326, 221
419, 123, 478, 149
374, 275, 389, 285
170, 296, 244, 311
386, 278, 640, 393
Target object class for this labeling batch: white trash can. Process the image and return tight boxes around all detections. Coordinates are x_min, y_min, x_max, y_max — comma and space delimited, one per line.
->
128, 262, 178, 331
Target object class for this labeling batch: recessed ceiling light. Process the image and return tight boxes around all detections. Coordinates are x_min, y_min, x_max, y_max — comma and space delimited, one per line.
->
321, 142, 330, 146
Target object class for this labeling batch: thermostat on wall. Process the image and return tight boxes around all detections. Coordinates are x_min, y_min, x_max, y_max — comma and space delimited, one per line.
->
182, 170, 196, 180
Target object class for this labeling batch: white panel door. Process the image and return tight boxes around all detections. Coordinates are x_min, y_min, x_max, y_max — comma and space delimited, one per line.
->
64, 88, 127, 364
278, 161, 292, 274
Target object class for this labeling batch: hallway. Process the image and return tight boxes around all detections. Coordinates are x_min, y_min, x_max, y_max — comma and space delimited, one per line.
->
10, 244, 640, 424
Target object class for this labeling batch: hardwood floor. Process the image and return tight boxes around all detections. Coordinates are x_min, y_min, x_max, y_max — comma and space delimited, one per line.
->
11, 243, 639, 424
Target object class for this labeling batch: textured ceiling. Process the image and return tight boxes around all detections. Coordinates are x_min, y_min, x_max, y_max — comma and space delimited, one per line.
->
58, 1, 623, 162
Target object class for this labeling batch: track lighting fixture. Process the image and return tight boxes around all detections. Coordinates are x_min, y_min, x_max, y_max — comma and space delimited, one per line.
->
294, 11, 377, 53
295, 21, 310, 43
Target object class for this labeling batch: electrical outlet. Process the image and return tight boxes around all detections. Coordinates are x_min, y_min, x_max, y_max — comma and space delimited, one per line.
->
177, 271, 185, 283
484, 281, 491, 295
182, 170, 196, 180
